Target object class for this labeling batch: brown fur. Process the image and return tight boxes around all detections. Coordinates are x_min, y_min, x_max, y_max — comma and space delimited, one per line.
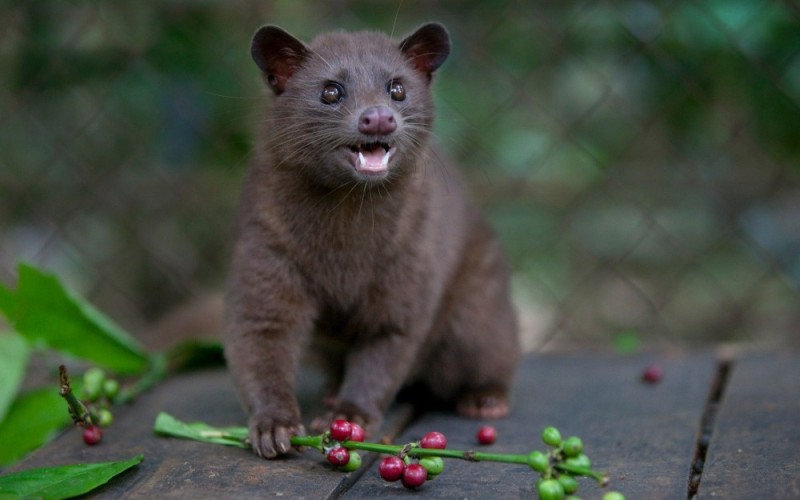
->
223, 23, 520, 458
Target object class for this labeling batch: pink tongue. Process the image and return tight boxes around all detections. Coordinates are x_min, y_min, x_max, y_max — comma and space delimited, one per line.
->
357, 148, 387, 172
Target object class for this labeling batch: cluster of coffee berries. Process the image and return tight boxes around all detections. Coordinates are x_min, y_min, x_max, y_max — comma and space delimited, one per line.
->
378, 431, 447, 489
528, 426, 624, 500
283, 419, 621, 498
79, 367, 121, 445
324, 419, 365, 472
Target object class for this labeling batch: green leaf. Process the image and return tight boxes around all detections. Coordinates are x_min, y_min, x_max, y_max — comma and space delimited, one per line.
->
0, 285, 12, 318
153, 412, 248, 448
0, 333, 29, 422
0, 264, 149, 374
0, 454, 143, 500
0, 388, 71, 467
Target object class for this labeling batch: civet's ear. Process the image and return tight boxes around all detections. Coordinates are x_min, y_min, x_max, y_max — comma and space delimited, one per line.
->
399, 22, 450, 81
251, 25, 310, 95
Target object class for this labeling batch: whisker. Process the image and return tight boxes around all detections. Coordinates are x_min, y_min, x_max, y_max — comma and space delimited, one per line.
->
390, 0, 404, 39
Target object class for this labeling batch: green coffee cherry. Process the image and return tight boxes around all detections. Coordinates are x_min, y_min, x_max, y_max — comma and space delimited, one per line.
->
102, 379, 120, 399
537, 478, 565, 500
528, 450, 549, 472
97, 408, 114, 427
562, 436, 583, 458
341, 451, 362, 472
419, 456, 444, 478
602, 492, 626, 500
557, 474, 579, 494
82, 368, 106, 402
564, 453, 592, 470
83, 367, 106, 386
541, 426, 562, 447
81, 383, 102, 402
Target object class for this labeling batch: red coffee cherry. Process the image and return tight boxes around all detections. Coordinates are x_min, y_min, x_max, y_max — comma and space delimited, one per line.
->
642, 364, 663, 384
348, 422, 365, 442
476, 425, 497, 445
327, 446, 350, 466
420, 431, 447, 449
82, 425, 103, 445
378, 456, 405, 482
401, 463, 427, 489
329, 419, 352, 442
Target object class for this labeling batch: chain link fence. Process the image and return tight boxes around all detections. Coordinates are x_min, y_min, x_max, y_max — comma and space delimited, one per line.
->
2, 0, 799, 350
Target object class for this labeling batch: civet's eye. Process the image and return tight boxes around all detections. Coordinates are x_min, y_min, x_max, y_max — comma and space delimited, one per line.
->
387, 80, 406, 101
321, 82, 345, 104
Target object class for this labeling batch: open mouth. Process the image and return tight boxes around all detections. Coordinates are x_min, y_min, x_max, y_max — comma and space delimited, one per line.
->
347, 142, 394, 175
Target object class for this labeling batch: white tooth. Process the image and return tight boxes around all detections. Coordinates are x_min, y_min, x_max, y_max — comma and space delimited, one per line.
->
381, 148, 393, 168
358, 151, 366, 169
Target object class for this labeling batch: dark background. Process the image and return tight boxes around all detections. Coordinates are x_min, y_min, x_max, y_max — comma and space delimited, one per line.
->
2, 0, 799, 350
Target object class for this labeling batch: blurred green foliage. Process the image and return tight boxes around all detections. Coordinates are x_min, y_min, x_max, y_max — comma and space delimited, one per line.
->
1, 0, 798, 346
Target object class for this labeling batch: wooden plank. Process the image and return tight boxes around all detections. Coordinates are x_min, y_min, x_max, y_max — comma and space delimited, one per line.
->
343, 352, 717, 499
697, 351, 800, 499
7, 367, 411, 499
9, 353, 716, 498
